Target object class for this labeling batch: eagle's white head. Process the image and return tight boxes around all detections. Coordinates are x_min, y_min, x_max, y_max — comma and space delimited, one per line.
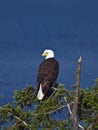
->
42, 49, 54, 59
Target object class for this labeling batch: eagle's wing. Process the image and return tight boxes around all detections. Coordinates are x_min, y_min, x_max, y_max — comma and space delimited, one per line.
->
37, 58, 59, 92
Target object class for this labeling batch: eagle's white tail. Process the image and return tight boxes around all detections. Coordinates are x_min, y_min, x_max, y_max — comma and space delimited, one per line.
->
37, 84, 44, 100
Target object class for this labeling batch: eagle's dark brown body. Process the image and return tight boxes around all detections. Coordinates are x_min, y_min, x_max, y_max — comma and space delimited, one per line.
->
37, 58, 59, 95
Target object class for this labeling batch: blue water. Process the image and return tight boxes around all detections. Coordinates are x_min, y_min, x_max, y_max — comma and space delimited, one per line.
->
0, 0, 98, 105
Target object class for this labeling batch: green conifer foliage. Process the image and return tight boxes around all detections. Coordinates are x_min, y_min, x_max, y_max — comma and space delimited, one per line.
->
0, 79, 98, 130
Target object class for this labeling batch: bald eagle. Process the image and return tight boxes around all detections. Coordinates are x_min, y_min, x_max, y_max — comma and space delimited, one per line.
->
37, 49, 59, 100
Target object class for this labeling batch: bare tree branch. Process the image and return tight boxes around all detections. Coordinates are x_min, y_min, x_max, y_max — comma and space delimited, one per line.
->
64, 97, 72, 115
72, 56, 82, 130
87, 122, 94, 130
64, 97, 84, 130
46, 104, 67, 115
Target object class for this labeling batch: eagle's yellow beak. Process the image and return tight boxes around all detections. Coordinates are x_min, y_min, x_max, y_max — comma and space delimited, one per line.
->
42, 52, 48, 57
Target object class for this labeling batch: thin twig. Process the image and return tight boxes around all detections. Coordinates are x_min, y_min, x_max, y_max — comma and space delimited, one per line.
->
87, 122, 94, 130
46, 104, 67, 115
47, 88, 56, 100
78, 124, 85, 130
64, 97, 72, 115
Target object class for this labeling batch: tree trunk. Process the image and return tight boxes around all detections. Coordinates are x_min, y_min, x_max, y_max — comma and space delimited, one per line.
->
72, 56, 82, 130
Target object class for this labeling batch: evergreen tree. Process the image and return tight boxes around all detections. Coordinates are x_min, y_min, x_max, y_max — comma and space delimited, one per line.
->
0, 57, 98, 130
0, 81, 98, 130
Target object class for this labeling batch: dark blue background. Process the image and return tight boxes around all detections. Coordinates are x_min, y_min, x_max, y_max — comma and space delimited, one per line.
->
0, 0, 98, 105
